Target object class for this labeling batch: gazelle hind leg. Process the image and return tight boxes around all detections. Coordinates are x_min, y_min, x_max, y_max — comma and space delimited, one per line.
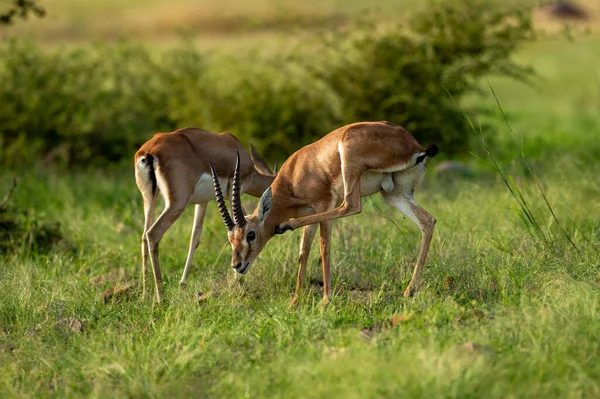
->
289, 224, 318, 309
382, 174, 436, 297
141, 196, 157, 299
319, 220, 333, 305
179, 203, 208, 287
285, 145, 364, 230
146, 200, 188, 303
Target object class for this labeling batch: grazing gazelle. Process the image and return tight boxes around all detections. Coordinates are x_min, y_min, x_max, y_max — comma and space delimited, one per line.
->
210, 121, 438, 305
135, 127, 276, 303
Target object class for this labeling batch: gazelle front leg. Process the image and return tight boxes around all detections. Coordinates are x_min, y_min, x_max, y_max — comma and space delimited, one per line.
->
289, 224, 318, 309
179, 203, 208, 287
382, 191, 436, 297
283, 161, 364, 231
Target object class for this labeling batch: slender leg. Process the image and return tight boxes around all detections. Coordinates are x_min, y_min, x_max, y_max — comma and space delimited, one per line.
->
146, 201, 187, 303
319, 220, 333, 305
285, 151, 364, 230
289, 224, 318, 308
382, 192, 436, 297
141, 197, 156, 299
179, 203, 208, 287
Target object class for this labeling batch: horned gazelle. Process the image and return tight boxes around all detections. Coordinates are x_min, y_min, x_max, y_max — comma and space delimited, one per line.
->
211, 121, 438, 305
135, 127, 276, 303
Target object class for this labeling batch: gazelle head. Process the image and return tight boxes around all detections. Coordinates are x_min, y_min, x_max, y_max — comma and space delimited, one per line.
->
210, 152, 278, 275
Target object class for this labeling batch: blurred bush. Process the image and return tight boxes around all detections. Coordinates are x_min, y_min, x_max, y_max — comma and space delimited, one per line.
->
295, 0, 534, 153
0, 40, 177, 167
0, 0, 534, 168
0, 178, 63, 254
182, 54, 344, 157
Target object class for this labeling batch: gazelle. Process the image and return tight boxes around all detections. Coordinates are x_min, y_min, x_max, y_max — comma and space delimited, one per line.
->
135, 127, 276, 303
210, 121, 438, 305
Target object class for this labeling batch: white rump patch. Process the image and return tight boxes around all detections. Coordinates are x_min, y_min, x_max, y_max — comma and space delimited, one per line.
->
135, 155, 156, 179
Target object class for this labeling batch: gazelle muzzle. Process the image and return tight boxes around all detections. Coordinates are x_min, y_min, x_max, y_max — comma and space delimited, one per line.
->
234, 261, 251, 274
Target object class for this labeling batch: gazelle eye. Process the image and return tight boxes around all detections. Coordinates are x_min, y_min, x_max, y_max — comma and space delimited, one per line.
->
247, 231, 256, 243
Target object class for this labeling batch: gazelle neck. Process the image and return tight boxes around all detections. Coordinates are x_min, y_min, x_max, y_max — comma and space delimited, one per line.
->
260, 179, 298, 232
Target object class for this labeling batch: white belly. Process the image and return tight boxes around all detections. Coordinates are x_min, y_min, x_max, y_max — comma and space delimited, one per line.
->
360, 171, 392, 197
329, 171, 392, 201
189, 173, 231, 204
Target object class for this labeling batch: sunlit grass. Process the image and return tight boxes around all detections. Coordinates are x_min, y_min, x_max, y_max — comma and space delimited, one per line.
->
1, 137, 599, 397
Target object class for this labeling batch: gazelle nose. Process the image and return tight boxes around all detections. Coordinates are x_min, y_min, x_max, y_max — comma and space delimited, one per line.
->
234, 262, 242, 270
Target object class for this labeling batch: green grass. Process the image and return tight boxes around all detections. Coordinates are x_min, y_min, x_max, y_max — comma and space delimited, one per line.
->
1, 119, 599, 397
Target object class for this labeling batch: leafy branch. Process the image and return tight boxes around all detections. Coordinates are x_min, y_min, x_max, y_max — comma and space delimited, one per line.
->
0, 0, 45, 25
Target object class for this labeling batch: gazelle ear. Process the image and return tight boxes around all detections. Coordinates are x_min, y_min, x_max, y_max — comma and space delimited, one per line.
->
257, 187, 272, 221
249, 143, 273, 175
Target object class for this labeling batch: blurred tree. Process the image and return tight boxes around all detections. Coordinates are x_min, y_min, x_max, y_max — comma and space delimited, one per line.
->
294, 0, 535, 154
0, 0, 45, 25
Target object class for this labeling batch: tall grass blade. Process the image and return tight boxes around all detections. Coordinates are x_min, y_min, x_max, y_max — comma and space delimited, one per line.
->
446, 87, 556, 253
487, 82, 581, 257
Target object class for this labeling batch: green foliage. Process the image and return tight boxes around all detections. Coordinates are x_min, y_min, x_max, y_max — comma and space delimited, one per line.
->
465, 85, 581, 257
0, 179, 63, 255
0, 153, 598, 397
178, 54, 344, 157
297, 0, 534, 153
0, 0, 534, 167
0, 40, 178, 167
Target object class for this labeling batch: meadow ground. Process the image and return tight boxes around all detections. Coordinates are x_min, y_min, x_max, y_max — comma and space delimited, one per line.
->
1, 1, 600, 398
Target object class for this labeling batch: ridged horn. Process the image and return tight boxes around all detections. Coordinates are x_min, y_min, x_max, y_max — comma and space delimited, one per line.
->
231, 151, 247, 228
209, 161, 235, 231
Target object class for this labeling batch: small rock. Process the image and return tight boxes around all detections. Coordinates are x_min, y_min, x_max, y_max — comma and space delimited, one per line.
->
55, 317, 84, 333
545, 1, 589, 20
